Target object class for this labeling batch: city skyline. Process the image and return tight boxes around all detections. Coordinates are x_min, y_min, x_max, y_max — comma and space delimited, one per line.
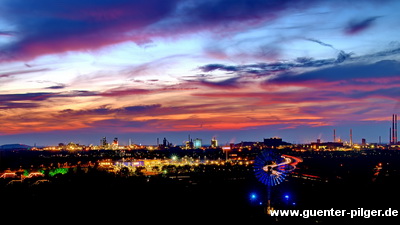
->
0, 121, 395, 147
1, 0, 400, 146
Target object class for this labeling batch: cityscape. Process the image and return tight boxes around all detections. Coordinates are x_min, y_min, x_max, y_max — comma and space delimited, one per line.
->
1, 114, 399, 223
1, 0, 400, 223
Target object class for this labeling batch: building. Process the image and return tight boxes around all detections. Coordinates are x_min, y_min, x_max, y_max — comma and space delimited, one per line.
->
311, 141, 344, 150
211, 137, 218, 148
361, 138, 367, 146
263, 137, 291, 148
111, 137, 119, 150
193, 138, 202, 149
101, 137, 107, 147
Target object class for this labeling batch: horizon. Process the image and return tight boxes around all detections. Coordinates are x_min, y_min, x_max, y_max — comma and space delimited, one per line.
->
1, 0, 400, 146
0, 121, 394, 147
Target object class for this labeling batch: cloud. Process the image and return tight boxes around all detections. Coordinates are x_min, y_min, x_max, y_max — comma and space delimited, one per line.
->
0, 31, 14, 36
60, 104, 162, 116
0, 90, 99, 110
195, 77, 242, 89
0, 68, 51, 78
305, 38, 336, 49
0, 0, 180, 61
197, 44, 400, 86
0, 102, 40, 109
269, 60, 400, 83
86, 119, 155, 130
344, 16, 381, 35
99, 88, 151, 97
196, 50, 355, 81
198, 64, 239, 73
0, 92, 56, 101
45, 84, 67, 89
0, 0, 318, 62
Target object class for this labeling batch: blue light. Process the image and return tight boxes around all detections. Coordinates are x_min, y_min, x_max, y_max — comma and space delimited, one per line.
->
292, 202, 296, 205
284, 195, 290, 199
250, 193, 257, 200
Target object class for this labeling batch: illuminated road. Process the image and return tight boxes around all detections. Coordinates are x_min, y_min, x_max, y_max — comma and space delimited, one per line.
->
262, 154, 303, 173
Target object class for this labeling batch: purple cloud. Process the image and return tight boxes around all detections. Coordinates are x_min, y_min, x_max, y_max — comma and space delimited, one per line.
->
0, 0, 317, 62
344, 16, 380, 35
0, 102, 40, 109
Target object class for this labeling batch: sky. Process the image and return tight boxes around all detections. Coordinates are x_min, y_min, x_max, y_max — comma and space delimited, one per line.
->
0, 0, 399, 146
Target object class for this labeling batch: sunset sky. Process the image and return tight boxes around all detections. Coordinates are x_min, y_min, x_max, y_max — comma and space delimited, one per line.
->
1, 0, 399, 146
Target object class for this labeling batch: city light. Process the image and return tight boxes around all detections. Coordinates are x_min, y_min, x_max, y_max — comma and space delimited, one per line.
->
250, 193, 257, 200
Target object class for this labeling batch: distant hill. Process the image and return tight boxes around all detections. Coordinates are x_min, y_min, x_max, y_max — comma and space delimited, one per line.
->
0, 144, 32, 150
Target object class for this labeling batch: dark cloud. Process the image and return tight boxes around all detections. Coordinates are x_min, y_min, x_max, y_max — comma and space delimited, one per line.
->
305, 38, 336, 49
60, 105, 116, 116
198, 62, 296, 77
199, 64, 239, 73
124, 104, 162, 112
335, 50, 353, 63
198, 44, 400, 87
179, 0, 314, 29
0, 0, 317, 62
60, 104, 162, 116
0, 68, 51, 78
45, 84, 66, 89
349, 87, 400, 99
344, 16, 381, 35
197, 50, 354, 81
0, 102, 40, 109
0, 0, 180, 61
0, 92, 56, 101
270, 60, 400, 83
260, 60, 400, 102
0, 90, 98, 107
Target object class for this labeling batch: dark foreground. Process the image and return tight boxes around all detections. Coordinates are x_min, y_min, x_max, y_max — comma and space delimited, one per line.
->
1, 149, 400, 224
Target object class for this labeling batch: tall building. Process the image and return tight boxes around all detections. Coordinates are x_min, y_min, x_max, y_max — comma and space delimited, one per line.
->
112, 138, 119, 149
362, 138, 366, 146
193, 138, 202, 149
211, 137, 218, 148
186, 135, 193, 149
163, 137, 167, 147
101, 137, 107, 147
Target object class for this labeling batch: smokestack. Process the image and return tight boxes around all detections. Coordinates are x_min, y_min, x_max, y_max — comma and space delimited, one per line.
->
333, 129, 336, 142
350, 129, 353, 146
392, 114, 395, 144
393, 114, 397, 144
390, 127, 392, 144
391, 114, 398, 144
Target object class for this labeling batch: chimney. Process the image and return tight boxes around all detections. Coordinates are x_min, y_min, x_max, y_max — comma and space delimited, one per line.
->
390, 127, 392, 144
350, 129, 353, 146
391, 114, 398, 144
333, 129, 336, 142
393, 114, 397, 144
